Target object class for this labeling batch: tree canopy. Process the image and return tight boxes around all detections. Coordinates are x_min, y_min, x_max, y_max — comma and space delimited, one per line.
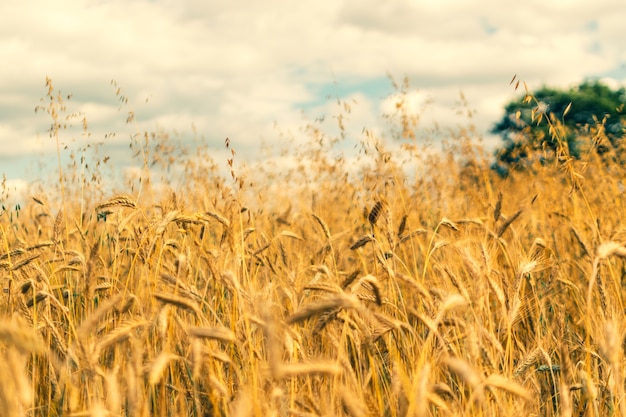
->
491, 80, 626, 175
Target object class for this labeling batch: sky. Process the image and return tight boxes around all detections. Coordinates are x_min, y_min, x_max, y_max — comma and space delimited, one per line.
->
1, 0, 625, 197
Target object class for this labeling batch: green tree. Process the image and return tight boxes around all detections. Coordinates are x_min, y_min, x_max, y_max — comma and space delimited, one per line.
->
491, 80, 626, 176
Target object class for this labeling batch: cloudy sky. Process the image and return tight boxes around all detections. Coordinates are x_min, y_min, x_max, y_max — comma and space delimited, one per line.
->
1, 0, 624, 194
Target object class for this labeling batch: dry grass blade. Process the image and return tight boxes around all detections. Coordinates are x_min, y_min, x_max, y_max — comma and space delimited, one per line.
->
3, 347, 35, 412
0, 248, 24, 262
303, 283, 342, 294
341, 390, 367, 417
201, 211, 230, 227
32, 196, 45, 205
440, 217, 459, 231
517, 260, 538, 279
443, 356, 484, 402
494, 191, 503, 222
187, 326, 236, 343
596, 241, 626, 259
95, 318, 148, 353
353, 274, 383, 306
398, 228, 428, 244
160, 273, 202, 302
432, 383, 454, 398
153, 210, 181, 236
208, 374, 229, 398
77, 293, 128, 337
148, 352, 177, 385
398, 214, 408, 237
310, 264, 332, 278
339, 270, 361, 289
26, 241, 54, 251
19, 280, 33, 294
278, 361, 341, 379
94, 282, 113, 292
279, 230, 304, 240
368, 201, 383, 226
486, 273, 506, 308
528, 237, 548, 261
437, 294, 468, 318
25, 292, 48, 308
496, 209, 523, 237
287, 293, 359, 325
413, 362, 431, 417
558, 341, 575, 384
10, 254, 39, 271
261, 306, 283, 380
311, 213, 331, 241
350, 235, 374, 250
251, 242, 271, 257
485, 374, 532, 401
42, 314, 69, 360
370, 312, 400, 334
395, 273, 431, 302
154, 293, 201, 316
53, 209, 64, 243
442, 265, 471, 303
117, 294, 138, 315
207, 349, 234, 364
570, 226, 591, 257
0, 320, 45, 354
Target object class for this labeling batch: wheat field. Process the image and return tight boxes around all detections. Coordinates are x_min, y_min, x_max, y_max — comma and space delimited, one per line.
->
0, 79, 625, 416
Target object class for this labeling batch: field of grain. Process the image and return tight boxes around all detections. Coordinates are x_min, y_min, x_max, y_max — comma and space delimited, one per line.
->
1, 81, 625, 416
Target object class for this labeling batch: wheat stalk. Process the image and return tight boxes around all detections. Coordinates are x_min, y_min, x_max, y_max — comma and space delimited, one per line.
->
186, 326, 236, 343
95, 194, 137, 211
287, 293, 359, 325
154, 292, 201, 316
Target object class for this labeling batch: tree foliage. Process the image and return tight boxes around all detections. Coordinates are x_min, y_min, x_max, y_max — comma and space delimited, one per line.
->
491, 80, 626, 175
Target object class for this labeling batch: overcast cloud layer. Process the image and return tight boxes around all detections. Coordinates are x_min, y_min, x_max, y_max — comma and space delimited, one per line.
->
1, 0, 624, 190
